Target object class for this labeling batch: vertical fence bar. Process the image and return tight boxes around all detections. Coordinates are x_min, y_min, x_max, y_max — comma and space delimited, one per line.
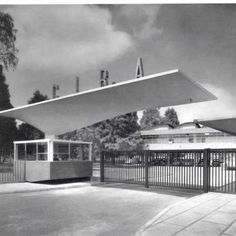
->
145, 151, 149, 188
203, 149, 210, 192
100, 151, 104, 182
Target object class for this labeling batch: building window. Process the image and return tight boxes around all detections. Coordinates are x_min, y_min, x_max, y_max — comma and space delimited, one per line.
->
188, 138, 194, 143
54, 142, 69, 161
201, 137, 206, 143
169, 139, 174, 143
26, 143, 37, 161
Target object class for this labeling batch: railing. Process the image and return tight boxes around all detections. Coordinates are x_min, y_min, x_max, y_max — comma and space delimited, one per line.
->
100, 149, 236, 193
0, 150, 26, 184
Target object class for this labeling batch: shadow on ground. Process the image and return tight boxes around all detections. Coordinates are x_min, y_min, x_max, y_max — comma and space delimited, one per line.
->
33, 177, 91, 185
91, 181, 203, 198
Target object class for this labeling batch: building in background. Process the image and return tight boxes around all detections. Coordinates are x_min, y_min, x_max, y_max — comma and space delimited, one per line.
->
141, 122, 236, 150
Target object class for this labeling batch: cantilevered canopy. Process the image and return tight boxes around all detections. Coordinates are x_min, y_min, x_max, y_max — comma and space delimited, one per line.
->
196, 117, 236, 135
0, 69, 216, 135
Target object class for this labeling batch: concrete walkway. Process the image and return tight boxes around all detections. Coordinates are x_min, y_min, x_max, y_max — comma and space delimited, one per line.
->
137, 192, 236, 236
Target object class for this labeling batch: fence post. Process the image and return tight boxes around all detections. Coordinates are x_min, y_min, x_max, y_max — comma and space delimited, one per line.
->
203, 149, 210, 193
145, 151, 149, 188
100, 151, 105, 182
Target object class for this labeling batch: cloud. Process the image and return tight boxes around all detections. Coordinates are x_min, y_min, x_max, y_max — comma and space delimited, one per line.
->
7, 5, 133, 75
112, 5, 161, 41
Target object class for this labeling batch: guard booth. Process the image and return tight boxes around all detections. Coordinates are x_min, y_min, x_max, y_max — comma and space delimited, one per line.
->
14, 139, 93, 182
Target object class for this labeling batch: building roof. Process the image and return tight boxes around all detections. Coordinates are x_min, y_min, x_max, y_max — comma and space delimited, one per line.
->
177, 122, 201, 129
195, 117, 236, 135
141, 124, 174, 131
141, 126, 220, 136
0, 69, 216, 135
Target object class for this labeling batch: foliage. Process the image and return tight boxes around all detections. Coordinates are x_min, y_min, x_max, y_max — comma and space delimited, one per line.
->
60, 125, 102, 161
0, 11, 18, 70
60, 112, 142, 160
140, 108, 161, 129
0, 65, 17, 149
17, 123, 44, 140
17, 90, 48, 140
116, 131, 146, 151
61, 103, 179, 160
164, 107, 180, 127
28, 90, 48, 104
110, 112, 140, 138
140, 107, 180, 130
61, 106, 179, 159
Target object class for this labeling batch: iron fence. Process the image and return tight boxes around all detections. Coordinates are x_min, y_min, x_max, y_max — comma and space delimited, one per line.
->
0, 150, 25, 184
208, 149, 236, 193
100, 149, 236, 193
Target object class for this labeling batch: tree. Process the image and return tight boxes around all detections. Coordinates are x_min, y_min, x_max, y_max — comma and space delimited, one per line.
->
0, 65, 17, 149
117, 131, 145, 151
61, 125, 103, 161
27, 90, 48, 104
110, 112, 140, 139
0, 11, 18, 70
140, 108, 162, 129
164, 108, 179, 127
17, 91, 48, 140
60, 112, 141, 159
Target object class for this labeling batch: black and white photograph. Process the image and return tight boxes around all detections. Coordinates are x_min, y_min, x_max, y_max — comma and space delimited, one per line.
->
0, 2, 236, 235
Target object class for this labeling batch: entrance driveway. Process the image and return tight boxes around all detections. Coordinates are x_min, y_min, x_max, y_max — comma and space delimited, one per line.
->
0, 183, 196, 236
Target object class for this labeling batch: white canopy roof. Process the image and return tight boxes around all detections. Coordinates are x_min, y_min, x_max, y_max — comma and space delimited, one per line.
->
0, 69, 216, 135
196, 117, 236, 135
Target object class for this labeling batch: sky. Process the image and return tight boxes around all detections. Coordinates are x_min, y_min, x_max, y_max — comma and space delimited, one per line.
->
1, 4, 236, 123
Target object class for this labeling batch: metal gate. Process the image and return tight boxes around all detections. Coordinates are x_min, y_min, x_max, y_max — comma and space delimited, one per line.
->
100, 149, 236, 194
208, 149, 236, 193
0, 150, 26, 184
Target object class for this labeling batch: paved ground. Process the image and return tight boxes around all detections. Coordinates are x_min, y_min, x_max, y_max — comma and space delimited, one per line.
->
137, 192, 236, 236
0, 182, 196, 236
2, 181, 236, 235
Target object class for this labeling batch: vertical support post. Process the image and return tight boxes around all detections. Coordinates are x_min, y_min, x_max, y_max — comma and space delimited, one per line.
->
48, 140, 54, 161
14, 143, 18, 161
81, 144, 84, 160
24, 143, 27, 161
145, 151, 149, 188
203, 149, 210, 193
89, 143, 92, 161
68, 143, 70, 160
36, 143, 38, 161
100, 151, 104, 182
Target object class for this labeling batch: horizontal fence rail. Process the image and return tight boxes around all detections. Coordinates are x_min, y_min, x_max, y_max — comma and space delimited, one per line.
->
101, 149, 236, 194
0, 150, 26, 184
